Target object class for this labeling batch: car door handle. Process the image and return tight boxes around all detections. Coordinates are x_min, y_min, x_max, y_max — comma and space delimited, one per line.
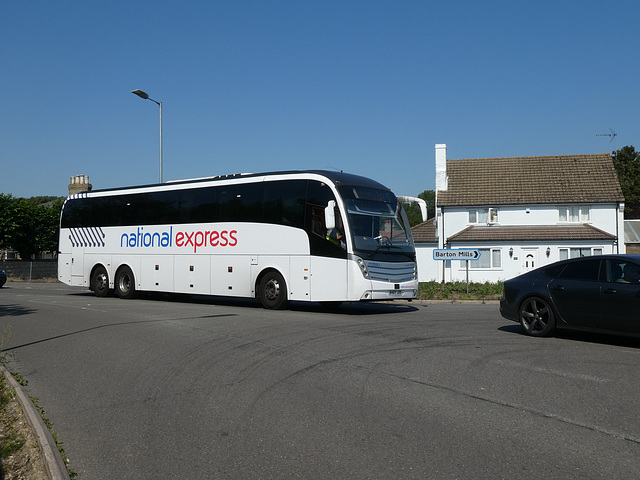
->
553, 285, 565, 291
603, 288, 617, 294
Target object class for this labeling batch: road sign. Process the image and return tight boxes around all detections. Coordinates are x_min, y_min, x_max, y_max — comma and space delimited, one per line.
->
433, 249, 481, 261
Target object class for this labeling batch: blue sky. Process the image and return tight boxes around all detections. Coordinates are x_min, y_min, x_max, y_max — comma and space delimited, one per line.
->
2, 0, 638, 199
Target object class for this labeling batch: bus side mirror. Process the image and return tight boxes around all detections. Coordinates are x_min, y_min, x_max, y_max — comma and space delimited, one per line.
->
325, 200, 336, 231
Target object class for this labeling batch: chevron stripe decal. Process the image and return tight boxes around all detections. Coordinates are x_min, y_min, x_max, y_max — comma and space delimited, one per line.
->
69, 227, 106, 247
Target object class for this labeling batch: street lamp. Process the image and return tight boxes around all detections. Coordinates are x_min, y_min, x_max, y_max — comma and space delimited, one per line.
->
131, 89, 163, 183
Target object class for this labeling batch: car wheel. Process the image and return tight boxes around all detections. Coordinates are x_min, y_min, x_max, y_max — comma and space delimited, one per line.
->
258, 271, 288, 310
91, 266, 110, 297
519, 296, 556, 337
115, 266, 136, 299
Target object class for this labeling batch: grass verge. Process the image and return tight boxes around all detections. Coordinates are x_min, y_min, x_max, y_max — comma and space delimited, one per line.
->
417, 281, 503, 302
0, 373, 26, 459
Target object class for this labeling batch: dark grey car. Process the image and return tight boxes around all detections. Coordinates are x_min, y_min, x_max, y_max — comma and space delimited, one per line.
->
500, 254, 640, 337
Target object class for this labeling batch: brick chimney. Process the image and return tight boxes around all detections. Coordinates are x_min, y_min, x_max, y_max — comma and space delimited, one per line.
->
68, 175, 93, 195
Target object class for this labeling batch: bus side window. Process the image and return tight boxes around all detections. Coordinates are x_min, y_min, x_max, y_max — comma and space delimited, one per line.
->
219, 183, 263, 222
307, 181, 336, 227
262, 180, 306, 228
326, 208, 345, 249
311, 206, 325, 237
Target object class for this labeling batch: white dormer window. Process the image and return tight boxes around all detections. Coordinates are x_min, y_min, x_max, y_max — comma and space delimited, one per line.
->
468, 208, 498, 224
559, 206, 590, 223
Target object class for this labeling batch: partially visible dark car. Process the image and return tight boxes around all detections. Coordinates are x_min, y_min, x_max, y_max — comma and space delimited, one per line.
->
0, 268, 6, 288
500, 255, 640, 337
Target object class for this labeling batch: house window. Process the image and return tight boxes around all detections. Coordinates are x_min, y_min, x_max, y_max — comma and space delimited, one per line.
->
469, 208, 498, 224
470, 248, 502, 269
492, 249, 502, 268
559, 247, 603, 259
559, 206, 590, 223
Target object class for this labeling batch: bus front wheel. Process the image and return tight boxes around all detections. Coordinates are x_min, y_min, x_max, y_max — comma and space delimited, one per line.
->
258, 271, 288, 310
115, 266, 136, 299
91, 266, 111, 297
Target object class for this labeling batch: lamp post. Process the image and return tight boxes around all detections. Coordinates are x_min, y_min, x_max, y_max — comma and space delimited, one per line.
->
131, 89, 163, 183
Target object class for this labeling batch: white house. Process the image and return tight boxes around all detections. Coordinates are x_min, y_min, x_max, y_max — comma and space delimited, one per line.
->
413, 144, 625, 283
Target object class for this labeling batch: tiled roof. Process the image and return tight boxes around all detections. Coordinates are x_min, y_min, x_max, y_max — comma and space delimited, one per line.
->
437, 153, 624, 206
448, 224, 616, 243
411, 218, 437, 243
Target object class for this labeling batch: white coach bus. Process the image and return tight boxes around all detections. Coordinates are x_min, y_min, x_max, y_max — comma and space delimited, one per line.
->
58, 170, 421, 309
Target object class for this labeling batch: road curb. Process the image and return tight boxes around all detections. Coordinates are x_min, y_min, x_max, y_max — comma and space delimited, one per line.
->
1, 365, 71, 480
389, 299, 500, 305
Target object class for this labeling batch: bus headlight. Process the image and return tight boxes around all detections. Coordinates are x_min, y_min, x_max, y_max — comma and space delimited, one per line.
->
356, 257, 370, 279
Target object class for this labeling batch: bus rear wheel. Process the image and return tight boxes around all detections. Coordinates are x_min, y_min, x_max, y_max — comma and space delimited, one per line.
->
91, 266, 110, 297
115, 266, 136, 299
258, 271, 288, 310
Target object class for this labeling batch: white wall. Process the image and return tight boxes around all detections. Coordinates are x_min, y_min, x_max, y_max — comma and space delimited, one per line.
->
417, 240, 618, 284
415, 244, 438, 282
441, 203, 621, 240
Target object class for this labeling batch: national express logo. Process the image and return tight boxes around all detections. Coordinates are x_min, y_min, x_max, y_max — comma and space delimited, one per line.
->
69, 226, 238, 252
120, 227, 238, 253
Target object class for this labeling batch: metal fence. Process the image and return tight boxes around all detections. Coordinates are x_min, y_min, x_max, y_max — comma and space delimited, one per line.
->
1, 261, 58, 281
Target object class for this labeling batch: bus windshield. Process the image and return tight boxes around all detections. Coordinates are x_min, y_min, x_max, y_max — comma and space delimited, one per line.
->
338, 186, 415, 259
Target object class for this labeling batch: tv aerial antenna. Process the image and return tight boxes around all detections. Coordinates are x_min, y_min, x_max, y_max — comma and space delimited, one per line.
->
596, 128, 618, 155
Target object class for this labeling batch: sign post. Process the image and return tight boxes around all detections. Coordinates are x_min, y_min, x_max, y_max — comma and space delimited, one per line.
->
433, 249, 481, 294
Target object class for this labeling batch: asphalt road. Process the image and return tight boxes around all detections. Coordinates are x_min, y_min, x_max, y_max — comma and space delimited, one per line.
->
2, 283, 640, 479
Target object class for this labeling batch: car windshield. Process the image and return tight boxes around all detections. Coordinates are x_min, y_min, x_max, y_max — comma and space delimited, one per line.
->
338, 185, 415, 259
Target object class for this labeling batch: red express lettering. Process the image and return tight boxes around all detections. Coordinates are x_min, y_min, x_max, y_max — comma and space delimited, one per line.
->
175, 229, 238, 253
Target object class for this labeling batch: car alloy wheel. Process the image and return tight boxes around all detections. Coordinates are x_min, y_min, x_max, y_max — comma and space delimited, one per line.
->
519, 296, 556, 337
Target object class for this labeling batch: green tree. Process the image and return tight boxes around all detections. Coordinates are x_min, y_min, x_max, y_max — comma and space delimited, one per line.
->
0, 194, 19, 252
612, 146, 640, 218
36, 198, 65, 253
0, 195, 64, 259
402, 190, 435, 227
9, 199, 40, 259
